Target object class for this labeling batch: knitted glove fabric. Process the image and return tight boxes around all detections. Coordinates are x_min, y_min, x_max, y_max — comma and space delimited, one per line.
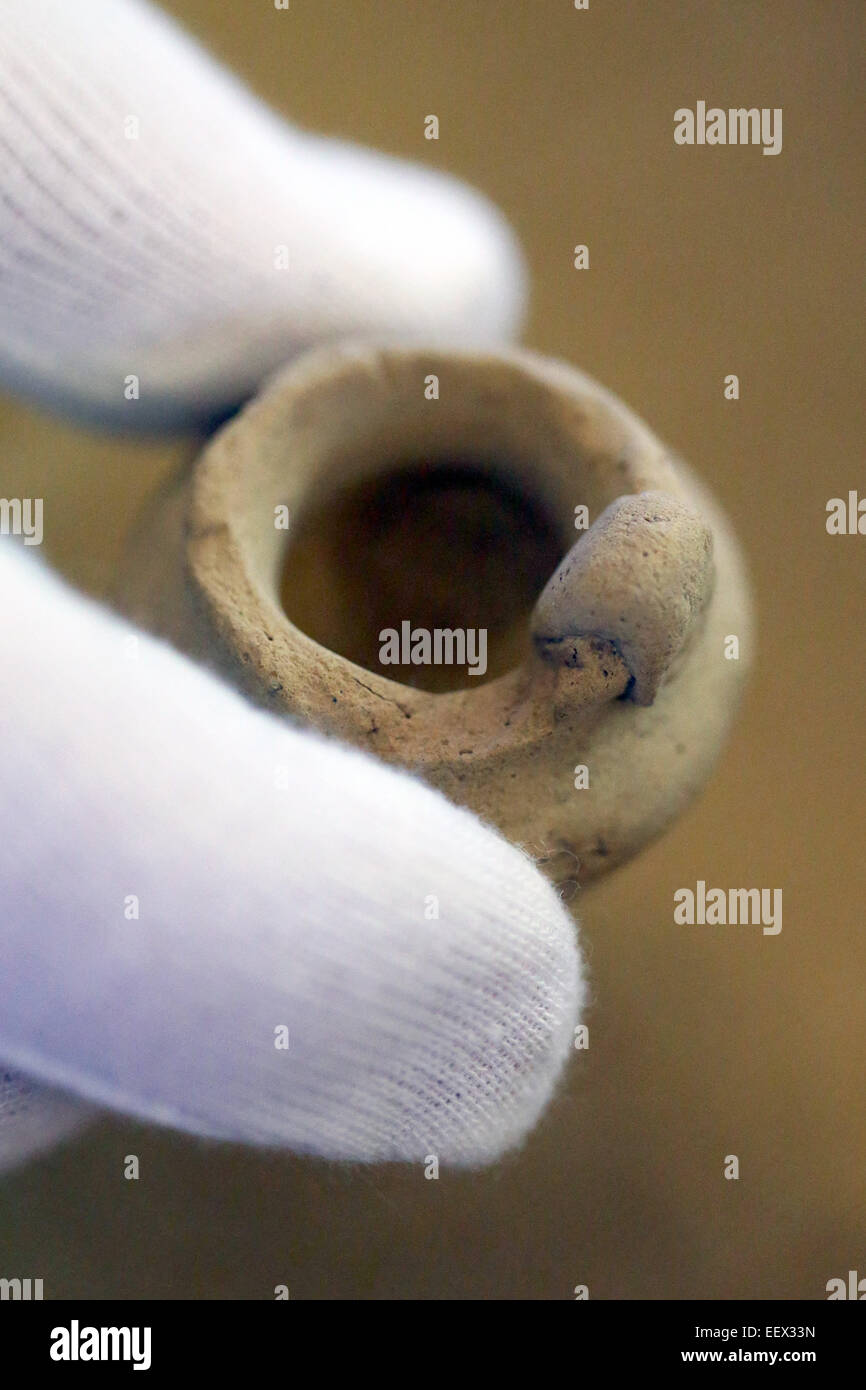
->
0, 547, 583, 1168
0, 0, 582, 1171
0, 0, 525, 428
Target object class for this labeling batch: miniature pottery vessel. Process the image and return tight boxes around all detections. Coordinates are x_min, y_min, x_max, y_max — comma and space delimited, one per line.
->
117, 344, 752, 884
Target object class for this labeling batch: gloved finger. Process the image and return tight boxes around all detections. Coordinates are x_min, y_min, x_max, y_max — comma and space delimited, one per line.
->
0, 0, 526, 431
0, 544, 584, 1169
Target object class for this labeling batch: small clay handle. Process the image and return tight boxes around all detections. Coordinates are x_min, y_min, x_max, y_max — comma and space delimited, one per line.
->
531, 491, 714, 706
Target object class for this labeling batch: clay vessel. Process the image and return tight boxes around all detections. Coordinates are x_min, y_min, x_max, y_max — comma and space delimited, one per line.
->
117, 344, 752, 884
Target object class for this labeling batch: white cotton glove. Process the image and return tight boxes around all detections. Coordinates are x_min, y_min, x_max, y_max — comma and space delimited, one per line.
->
0, 0, 584, 1171
0, 0, 524, 428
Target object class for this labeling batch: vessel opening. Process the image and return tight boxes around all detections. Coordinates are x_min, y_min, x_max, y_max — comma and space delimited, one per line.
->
280, 462, 564, 692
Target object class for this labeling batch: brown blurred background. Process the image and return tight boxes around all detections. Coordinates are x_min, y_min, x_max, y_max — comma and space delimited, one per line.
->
1, 0, 864, 1298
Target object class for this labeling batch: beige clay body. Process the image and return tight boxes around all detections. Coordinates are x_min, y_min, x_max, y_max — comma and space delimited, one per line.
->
117, 345, 752, 884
